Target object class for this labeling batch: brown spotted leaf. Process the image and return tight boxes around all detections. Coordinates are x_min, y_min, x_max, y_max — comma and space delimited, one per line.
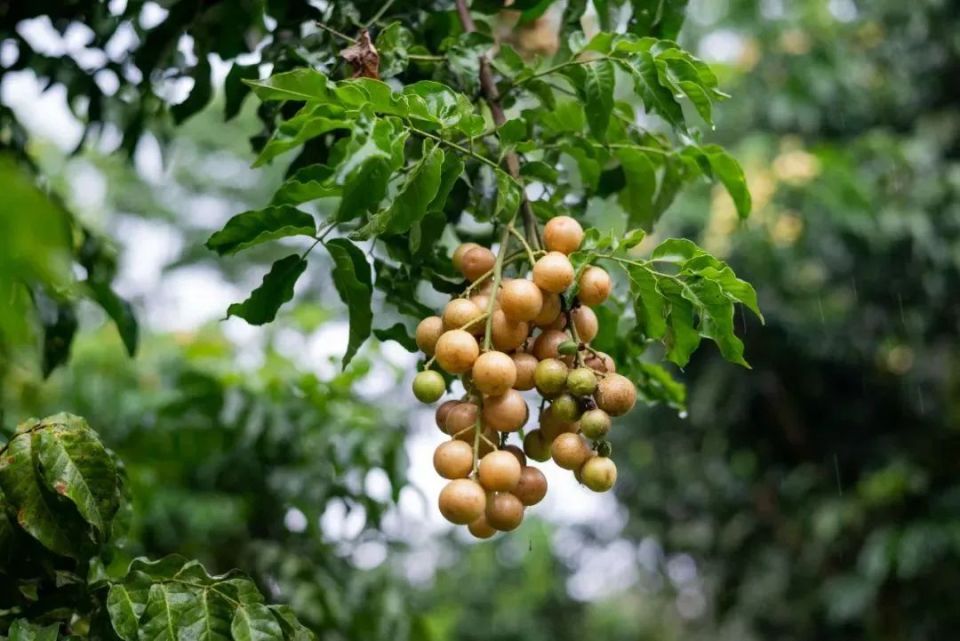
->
340, 30, 380, 79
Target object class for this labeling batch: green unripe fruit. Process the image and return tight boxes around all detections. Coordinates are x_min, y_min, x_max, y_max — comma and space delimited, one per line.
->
580, 455, 617, 492
566, 367, 598, 396
523, 430, 551, 462
412, 370, 445, 403
551, 393, 581, 423
534, 358, 568, 398
580, 409, 611, 440
558, 340, 578, 356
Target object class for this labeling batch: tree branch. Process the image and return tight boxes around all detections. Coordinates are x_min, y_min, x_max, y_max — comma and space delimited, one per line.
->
454, 0, 542, 252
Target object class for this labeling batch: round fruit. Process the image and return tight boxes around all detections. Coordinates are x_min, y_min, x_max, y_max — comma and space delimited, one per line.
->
532, 329, 568, 361
580, 408, 611, 439
413, 370, 445, 403
567, 367, 598, 396
595, 373, 637, 416
445, 402, 479, 436
571, 306, 598, 342
500, 279, 544, 322
512, 466, 548, 506
435, 329, 480, 374
439, 479, 487, 524
533, 292, 562, 327
543, 216, 584, 255
443, 298, 484, 332
416, 316, 444, 355
461, 246, 496, 282
502, 444, 527, 468
478, 426, 499, 456
482, 389, 528, 432
551, 432, 591, 470
469, 293, 493, 313
452, 242, 480, 271
436, 399, 461, 432
547, 313, 567, 331
532, 252, 575, 294
512, 352, 538, 391
534, 358, 569, 398
580, 455, 617, 492
523, 429, 551, 462
478, 450, 522, 491
550, 393, 581, 422
578, 266, 612, 307
539, 405, 576, 441
468, 514, 497, 539
472, 351, 517, 396
491, 310, 529, 352
584, 350, 616, 373
433, 440, 474, 479
485, 492, 525, 531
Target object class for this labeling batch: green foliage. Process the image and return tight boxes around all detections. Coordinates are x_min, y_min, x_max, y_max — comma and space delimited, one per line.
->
0, 411, 313, 641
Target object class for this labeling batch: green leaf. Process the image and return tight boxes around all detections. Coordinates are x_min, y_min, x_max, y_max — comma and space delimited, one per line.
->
629, 0, 689, 39
8, 620, 59, 641
621, 51, 686, 132
172, 57, 212, 124
627, 266, 667, 341
327, 239, 373, 369
699, 144, 752, 219
376, 22, 414, 78
245, 69, 331, 103
494, 170, 522, 222
356, 142, 445, 237
658, 278, 701, 366
0, 414, 99, 558
87, 282, 139, 358
270, 165, 339, 206
583, 59, 616, 141
35, 289, 78, 378
224, 63, 259, 120
428, 152, 465, 214
616, 147, 657, 228
231, 603, 282, 641
226, 255, 308, 326
108, 585, 145, 641
373, 323, 418, 352
334, 118, 407, 222
139, 583, 190, 641
499, 119, 527, 147
253, 105, 352, 167
681, 277, 748, 366
205, 207, 316, 256
35, 419, 119, 536
651, 237, 704, 263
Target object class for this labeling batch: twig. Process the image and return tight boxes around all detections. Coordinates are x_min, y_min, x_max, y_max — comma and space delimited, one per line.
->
363, 0, 397, 28
316, 22, 356, 43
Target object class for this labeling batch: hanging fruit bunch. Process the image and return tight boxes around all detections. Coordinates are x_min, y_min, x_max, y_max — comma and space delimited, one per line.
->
411, 215, 636, 538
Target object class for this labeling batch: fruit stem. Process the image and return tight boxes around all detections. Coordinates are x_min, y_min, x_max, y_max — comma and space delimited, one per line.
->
508, 225, 539, 267
461, 250, 527, 297
482, 222, 515, 352
471, 413, 483, 475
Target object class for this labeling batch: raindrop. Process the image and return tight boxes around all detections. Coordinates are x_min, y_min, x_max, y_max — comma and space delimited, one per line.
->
917, 387, 926, 414
897, 293, 906, 328
817, 295, 825, 323
850, 277, 858, 303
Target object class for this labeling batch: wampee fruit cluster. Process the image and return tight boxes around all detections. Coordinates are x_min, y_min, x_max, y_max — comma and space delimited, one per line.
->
412, 216, 636, 538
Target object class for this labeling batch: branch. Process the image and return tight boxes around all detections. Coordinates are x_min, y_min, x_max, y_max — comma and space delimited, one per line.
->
454, 0, 542, 252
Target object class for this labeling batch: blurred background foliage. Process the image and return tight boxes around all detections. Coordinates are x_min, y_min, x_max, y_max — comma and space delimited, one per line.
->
3, 0, 960, 639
